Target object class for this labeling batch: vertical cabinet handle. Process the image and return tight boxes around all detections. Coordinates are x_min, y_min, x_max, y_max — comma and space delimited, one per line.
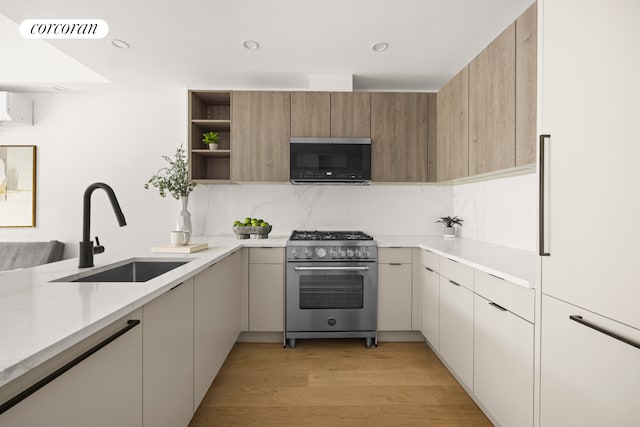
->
539, 134, 551, 256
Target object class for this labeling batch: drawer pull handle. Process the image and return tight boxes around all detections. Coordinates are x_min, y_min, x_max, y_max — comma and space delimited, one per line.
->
0, 319, 141, 415
449, 280, 461, 287
389, 263, 403, 266
489, 302, 507, 312
424, 266, 434, 272
569, 315, 640, 350
488, 273, 504, 280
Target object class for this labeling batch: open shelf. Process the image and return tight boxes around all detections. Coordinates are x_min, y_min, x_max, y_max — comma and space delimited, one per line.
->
189, 91, 232, 181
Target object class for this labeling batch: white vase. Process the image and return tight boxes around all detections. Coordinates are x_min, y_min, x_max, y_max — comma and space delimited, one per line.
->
208, 143, 219, 151
443, 226, 456, 238
176, 196, 192, 234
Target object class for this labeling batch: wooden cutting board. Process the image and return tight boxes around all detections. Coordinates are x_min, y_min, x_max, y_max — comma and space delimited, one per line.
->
151, 243, 209, 254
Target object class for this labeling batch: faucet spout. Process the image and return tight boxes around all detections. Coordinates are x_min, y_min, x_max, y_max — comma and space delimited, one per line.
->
79, 182, 127, 268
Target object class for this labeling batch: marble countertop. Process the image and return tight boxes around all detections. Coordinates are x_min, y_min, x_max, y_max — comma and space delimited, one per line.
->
0, 234, 535, 390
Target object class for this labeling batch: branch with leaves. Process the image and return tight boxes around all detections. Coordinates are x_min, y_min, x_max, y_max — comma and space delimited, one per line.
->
144, 145, 196, 199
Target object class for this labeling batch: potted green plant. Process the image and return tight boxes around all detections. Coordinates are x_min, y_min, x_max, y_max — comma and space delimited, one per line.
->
436, 216, 463, 238
144, 144, 196, 234
202, 131, 220, 150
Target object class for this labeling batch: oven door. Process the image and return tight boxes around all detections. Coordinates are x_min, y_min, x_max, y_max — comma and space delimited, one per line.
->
286, 261, 378, 332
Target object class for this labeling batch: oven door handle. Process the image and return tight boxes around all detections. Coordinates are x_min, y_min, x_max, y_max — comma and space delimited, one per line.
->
293, 266, 370, 271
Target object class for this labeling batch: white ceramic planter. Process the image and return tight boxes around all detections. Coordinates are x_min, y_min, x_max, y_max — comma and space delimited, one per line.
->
208, 143, 219, 151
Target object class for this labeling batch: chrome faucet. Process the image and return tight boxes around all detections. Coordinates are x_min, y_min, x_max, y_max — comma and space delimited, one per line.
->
79, 182, 127, 268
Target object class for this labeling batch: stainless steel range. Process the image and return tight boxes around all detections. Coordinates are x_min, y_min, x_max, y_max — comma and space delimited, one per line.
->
285, 230, 378, 348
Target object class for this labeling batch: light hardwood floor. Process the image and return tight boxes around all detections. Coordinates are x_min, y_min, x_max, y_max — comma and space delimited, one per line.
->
189, 340, 491, 426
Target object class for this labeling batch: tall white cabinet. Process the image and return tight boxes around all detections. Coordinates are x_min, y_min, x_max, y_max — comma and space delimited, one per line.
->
538, 0, 640, 424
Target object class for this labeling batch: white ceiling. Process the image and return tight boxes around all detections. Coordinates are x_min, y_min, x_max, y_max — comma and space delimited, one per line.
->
0, 0, 535, 92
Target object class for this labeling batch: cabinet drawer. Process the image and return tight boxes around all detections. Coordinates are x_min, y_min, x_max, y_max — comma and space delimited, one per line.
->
421, 249, 439, 272
439, 257, 473, 291
249, 247, 284, 264
378, 247, 413, 264
474, 270, 534, 323
540, 295, 640, 427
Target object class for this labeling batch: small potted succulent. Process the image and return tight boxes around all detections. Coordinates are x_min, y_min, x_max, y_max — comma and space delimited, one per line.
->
436, 216, 463, 238
202, 131, 220, 150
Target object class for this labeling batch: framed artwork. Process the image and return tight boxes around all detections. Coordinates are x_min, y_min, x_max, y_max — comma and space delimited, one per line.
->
0, 145, 37, 227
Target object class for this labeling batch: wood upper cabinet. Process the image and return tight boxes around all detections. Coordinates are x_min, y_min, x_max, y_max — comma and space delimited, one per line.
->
437, 66, 469, 181
515, 2, 537, 166
291, 92, 330, 137
330, 92, 371, 137
469, 23, 516, 176
371, 93, 433, 182
231, 91, 291, 182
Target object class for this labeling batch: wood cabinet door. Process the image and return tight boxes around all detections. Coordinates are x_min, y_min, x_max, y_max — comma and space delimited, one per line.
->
0, 312, 143, 427
438, 275, 474, 390
249, 263, 284, 332
469, 23, 516, 175
291, 92, 330, 137
474, 294, 534, 427
540, 0, 640, 330
515, 2, 537, 166
330, 92, 371, 137
421, 265, 440, 350
231, 91, 291, 182
378, 263, 413, 331
143, 279, 194, 427
371, 93, 430, 182
437, 66, 469, 181
193, 252, 242, 409
540, 295, 640, 427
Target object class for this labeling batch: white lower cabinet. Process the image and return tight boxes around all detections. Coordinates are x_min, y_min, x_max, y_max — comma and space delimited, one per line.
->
142, 278, 194, 427
249, 248, 284, 332
439, 275, 474, 390
474, 294, 533, 427
0, 311, 143, 427
378, 248, 413, 331
540, 295, 640, 427
421, 265, 440, 350
194, 251, 242, 409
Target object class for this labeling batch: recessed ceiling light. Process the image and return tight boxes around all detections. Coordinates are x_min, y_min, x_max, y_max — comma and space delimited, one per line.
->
372, 42, 389, 53
52, 85, 68, 92
111, 39, 130, 49
243, 40, 260, 50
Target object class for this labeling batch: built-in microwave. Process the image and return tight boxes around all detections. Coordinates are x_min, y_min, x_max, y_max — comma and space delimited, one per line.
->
289, 137, 371, 185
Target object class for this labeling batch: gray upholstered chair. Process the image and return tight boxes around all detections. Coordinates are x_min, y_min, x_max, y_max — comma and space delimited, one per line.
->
0, 241, 65, 271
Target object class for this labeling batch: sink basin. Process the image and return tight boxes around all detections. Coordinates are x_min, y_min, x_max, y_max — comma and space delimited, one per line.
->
53, 258, 191, 283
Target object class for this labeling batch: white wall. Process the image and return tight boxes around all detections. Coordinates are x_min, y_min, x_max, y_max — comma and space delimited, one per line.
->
0, 90, 536, 259
0, 90, 187, 257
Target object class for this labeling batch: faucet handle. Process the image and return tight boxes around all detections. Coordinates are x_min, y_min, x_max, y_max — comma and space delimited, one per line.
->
93, 236, 105, 254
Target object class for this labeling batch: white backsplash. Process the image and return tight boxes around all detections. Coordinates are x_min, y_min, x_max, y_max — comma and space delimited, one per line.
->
187, 173, 537, 252
189, 184, 453, 237
453, 173, 537, 251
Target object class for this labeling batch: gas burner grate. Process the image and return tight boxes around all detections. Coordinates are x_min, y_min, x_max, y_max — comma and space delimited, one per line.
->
290, 230, 374, 241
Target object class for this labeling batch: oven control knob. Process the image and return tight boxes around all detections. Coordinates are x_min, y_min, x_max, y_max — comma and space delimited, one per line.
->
355, 250, 363, 257
303, 249, 313, 258
330, 249, 338, 258
316, 247, 327, 258
328, 317, 337, 326
338, 250, 346, 257
346, 249, 354, 257
291, 249, 300, 258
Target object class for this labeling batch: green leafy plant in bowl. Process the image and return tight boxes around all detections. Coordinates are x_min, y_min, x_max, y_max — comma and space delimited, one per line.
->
436, 216, 463, 238
202, 131, 220, 150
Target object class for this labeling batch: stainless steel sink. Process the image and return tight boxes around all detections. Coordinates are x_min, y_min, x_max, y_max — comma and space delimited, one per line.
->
53, 258, 191, 283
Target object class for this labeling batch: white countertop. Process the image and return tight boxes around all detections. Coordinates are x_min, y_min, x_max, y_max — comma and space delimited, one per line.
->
0, 234, 535, 389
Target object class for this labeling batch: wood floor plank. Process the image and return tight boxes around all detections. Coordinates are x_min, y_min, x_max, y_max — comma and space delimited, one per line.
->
189, 341, 491, 426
